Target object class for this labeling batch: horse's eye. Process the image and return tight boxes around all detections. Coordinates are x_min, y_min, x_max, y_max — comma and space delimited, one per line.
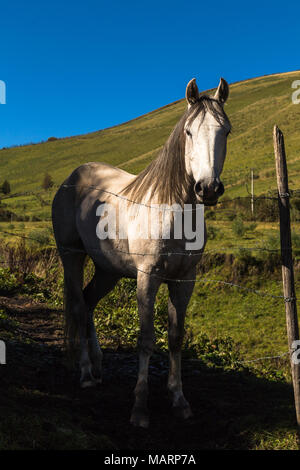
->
186, 129, 192, 137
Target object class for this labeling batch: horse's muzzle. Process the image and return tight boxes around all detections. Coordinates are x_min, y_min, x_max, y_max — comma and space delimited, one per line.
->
194, 179, 224, 206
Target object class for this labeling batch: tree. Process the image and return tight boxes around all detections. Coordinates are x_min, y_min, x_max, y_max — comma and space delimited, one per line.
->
42, 173, 54, 190
1, 180, 11, 194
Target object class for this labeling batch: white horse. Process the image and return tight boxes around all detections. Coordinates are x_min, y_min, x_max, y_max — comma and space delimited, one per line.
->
52, 77, 231, 428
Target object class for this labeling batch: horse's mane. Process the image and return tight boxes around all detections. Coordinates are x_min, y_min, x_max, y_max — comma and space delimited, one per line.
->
122, 95, 230, 205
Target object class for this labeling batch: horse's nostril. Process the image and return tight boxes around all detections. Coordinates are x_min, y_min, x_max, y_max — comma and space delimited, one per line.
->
194, 181, 202, 195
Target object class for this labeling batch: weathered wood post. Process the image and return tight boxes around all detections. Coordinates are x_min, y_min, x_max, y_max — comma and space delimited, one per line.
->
273, 125, 300, 429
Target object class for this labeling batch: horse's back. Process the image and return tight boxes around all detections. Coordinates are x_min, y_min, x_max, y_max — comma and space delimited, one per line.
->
61, 161, 134, 192
52, 162, 134, 250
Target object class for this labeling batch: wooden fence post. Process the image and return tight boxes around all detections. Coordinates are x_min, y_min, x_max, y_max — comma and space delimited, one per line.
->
273, 125, 300, 429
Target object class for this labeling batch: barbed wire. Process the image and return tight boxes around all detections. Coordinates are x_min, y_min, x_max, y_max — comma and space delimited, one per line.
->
132, 266, 285, 299
0, 187, 59, 202
0, 230, 287, 301
188, 350, 291, 366
235, 351, 290, 365
0, 228, 292, 255
0, 227, 286, 258
0, 183, 283, 207
3, 180, 300, 207
0, 230, 291, 256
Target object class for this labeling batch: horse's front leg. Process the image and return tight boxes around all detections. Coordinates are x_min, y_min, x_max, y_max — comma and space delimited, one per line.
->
130, 272, 161, 428
167, 277, 195, 419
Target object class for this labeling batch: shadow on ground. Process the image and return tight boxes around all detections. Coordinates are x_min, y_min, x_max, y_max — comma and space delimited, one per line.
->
0, 296, 298, 450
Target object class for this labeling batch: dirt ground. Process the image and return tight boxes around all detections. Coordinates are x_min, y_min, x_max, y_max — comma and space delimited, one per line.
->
0, 295, 298, 450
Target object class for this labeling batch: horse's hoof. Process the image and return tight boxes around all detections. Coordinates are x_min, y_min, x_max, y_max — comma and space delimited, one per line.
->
80, 379, 96, 389
130, 408, 149, 428
92, 369, 103, 385
173, 404, 193, 420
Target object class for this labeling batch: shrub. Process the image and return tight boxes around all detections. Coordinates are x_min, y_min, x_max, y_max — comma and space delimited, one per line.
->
42, 173, 54, 190
225, 212, 236, 221
0, 268, 19, 295
247, 222, 257, 232
1, 180, 11, 195
265, 234, 280, 251
205, 210, 216, 220
94, 279, 169, 350
31, 215, 41, 222
206, 225, 219, 240
27, 229, 50, 247
183, 329, 241, 368
231, 217, 246, 237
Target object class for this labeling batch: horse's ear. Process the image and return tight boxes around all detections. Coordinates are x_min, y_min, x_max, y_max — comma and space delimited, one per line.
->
186, 78, 199, 106
214, 78, 229, 105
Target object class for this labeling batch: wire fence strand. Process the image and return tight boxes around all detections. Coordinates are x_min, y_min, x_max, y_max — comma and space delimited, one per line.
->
0, 230, 288, 300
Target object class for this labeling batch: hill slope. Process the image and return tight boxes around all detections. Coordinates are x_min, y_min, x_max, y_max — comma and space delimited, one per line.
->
1, 70, 300, 217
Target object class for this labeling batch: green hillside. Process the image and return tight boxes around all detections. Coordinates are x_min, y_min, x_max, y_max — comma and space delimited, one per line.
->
1, 70, 300, 220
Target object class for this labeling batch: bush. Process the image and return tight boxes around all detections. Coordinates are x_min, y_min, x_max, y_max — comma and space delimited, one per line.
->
42, 173, 54, 190
206, 225, 219, 240
265, 234, 280, 250
183, 329, 241, 368
1, 180, 11, 195
225, 212, 236, 221
247, 222, 257, 232
205, 210, 216, 220
231, 217, 246, 237
27, 229, 50, 247
31, 215, 41, 222
0, 268, 19, 295
94, 279, 169, 350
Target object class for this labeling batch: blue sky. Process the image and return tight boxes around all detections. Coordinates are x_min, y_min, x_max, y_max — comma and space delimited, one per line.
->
0, 0, 299, 148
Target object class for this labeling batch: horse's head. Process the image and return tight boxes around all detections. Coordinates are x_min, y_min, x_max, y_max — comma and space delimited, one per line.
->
184, 78, 230, 206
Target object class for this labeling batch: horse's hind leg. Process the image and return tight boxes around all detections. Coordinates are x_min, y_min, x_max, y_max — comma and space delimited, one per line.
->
167, 279, 194, 419
130, 272, 161, 428
83, 266, 119, 384
62, 251, 94, 388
